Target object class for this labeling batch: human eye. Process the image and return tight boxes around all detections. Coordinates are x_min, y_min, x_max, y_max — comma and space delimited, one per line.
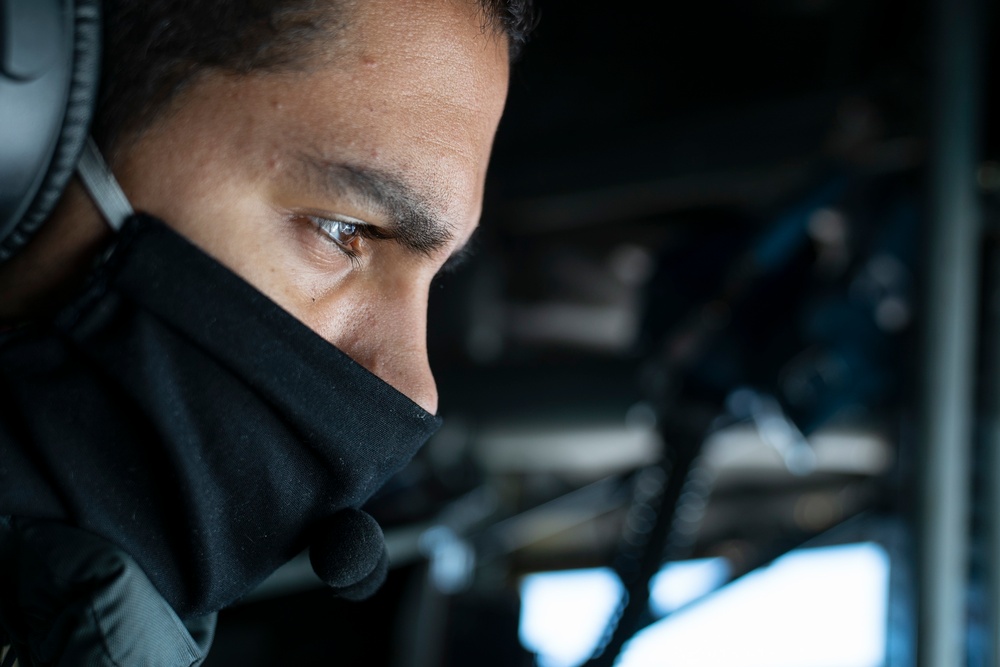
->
307, 215, 368, 258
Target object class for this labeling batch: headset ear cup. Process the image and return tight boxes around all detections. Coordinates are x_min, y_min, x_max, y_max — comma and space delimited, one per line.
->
0, 0, 101, 263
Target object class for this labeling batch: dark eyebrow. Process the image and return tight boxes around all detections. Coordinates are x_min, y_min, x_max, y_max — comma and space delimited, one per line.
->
293, 153, 454, 256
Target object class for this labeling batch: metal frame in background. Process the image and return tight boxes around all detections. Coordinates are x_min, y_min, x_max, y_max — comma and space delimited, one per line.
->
917, 0, 987, 664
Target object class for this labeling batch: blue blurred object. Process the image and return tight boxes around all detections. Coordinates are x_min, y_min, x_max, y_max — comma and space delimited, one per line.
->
640, 169, 920, 436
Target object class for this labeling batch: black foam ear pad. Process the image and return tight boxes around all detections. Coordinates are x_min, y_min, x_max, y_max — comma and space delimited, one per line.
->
0, 0, 101, 263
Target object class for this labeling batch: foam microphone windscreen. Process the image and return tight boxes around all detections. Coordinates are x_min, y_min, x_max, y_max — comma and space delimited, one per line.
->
309, 508, 389, 600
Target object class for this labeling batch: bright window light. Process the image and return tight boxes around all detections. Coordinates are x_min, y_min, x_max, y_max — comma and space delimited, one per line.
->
518, 542, 890, 667
519, 568, 621, 667
517, 558, 726, 667
648, 557, 731, 616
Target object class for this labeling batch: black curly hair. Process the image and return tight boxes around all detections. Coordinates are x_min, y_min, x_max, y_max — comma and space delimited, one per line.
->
95, 0, 535, 157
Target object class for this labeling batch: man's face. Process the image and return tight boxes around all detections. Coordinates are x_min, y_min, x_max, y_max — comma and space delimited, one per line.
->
113, 0, 511, 414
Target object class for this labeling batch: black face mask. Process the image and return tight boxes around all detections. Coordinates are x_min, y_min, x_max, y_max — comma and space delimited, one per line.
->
0, 213, 441, 618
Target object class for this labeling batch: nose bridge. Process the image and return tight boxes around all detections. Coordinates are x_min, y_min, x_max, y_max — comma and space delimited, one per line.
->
350, 273, 438, 414
386, 276, 437, 413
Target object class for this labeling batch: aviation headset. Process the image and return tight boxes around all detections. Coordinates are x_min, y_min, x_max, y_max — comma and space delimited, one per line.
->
0, 0, 102, 265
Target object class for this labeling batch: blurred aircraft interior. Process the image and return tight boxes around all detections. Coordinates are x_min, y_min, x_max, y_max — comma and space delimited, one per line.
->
205, 0, 1000, 665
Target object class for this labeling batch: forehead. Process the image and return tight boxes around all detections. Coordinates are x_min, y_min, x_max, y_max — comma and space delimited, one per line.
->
281, 0, 511, 228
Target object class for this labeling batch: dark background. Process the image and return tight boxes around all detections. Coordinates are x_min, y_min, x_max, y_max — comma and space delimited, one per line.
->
206, 1, 1000, 665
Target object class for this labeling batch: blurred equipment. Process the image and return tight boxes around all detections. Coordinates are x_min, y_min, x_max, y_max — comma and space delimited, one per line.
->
583, 167, 917, 667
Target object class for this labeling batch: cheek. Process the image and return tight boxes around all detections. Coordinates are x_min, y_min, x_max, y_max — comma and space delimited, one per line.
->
304, 295, 383, 356
298, 258, 434, 357
301, 286, 404, 384
299, 275, 439, 413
